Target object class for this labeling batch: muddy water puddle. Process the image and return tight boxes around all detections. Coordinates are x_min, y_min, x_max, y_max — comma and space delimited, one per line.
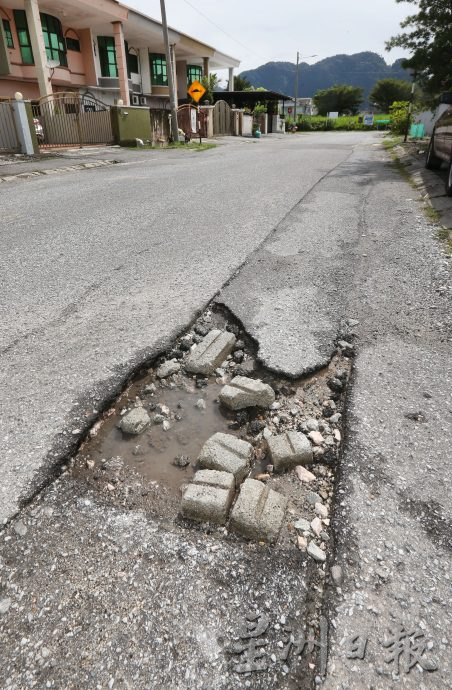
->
73, 374, 246, 495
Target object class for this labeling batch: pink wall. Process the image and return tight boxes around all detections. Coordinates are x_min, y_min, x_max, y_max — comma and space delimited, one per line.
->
0, 7, 95, 97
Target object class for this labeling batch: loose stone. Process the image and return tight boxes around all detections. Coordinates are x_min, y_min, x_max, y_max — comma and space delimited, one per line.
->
306, 491, 322, 505
295, 465, 316, 483
173, 455, 190, 468
195, 399, 206, 411
331, 564, 343, 585
268, 431, 313, 472
308, 431, 324, 446
0, 598, 11, 614
185, 330, 236, 375
13, 521, 27, 537
297, 536, 308, 551
306, 418, 319, 431
315, 502, 328, 519
294, 518, 311, 532
307, 541, 326, 562
119, 408, 150, 435
311, 517, 323, 536
156, 359, 181, 378
219, 376, 275, 410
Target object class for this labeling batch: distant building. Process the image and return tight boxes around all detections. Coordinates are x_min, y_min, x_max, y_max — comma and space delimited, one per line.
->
281, 98, 317, 117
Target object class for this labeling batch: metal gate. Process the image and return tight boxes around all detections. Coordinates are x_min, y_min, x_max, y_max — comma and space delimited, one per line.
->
0, 100, 20, 152
32, 92, 113, 148
213, 100, 232, 136
177, 104, 199, 139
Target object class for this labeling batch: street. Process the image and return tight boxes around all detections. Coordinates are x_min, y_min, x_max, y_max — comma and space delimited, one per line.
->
0, 132, 451, 689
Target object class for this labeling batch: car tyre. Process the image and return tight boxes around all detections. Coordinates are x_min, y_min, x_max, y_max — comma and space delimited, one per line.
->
425, 136, 442, 170
446, 161, 452, 197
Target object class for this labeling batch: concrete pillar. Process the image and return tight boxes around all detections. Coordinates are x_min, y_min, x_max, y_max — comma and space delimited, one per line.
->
24, 0, 52, 98
176, 59, 188, 101
170, 44, 178, 108
203, 56, 209, 78
140, 48, 151, 94
12, 100, 36, 154
112, 21, 129, 106
228, 67, 234, 91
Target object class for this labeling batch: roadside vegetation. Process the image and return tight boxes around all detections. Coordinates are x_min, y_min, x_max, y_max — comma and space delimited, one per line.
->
286, 114, 391, 131
127, 142, 216, 152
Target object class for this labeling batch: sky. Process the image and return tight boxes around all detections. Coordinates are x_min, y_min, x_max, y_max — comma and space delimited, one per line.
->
125, 0, 413, 83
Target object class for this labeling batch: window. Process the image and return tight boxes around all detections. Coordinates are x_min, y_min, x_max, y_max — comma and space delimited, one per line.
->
125, 41, 139, 77
13, 10, 33, 64
66, 35, 80, 52
150, 53, 167, 86
187, 65, 202, 86
40, 13, 67, 67
98, 36, 118, 78
2, 19, 14, 49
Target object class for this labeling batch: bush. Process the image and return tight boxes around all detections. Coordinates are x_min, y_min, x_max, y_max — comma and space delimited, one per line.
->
295, 114, 391, 132
389, 101, 410, 135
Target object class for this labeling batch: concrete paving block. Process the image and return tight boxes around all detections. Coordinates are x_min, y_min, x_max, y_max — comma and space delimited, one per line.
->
219, 376, 275, 410
180, 469, 235, 525
229, 478, 287, 543
198, 432, 252, 484
268, 431, 313, 472
185, 330, 236, 375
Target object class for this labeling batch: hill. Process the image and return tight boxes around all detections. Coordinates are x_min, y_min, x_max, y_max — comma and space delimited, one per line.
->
240, 52, 409, 100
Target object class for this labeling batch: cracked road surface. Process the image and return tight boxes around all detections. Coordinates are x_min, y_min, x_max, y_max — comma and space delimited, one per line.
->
1, 132, 368, 524
0, 133, 451, 689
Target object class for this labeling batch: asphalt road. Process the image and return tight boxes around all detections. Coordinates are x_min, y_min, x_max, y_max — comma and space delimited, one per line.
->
0, 133, 450, 689
0, 132, 367, 524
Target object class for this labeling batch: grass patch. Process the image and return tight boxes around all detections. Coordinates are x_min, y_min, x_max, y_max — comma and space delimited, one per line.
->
382, 136, 403, 151
167, 141, 216, 151
424, 204, 441, 223
126, 142, 216, 152
436, 227, 452, 255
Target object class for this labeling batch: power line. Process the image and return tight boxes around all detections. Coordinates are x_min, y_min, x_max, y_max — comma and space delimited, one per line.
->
180, 0, 266, 61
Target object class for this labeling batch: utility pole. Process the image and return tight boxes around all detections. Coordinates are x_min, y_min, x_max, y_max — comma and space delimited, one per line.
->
160, 0, 179, 142
404, 77, 416, 143
294, 51, 299, 121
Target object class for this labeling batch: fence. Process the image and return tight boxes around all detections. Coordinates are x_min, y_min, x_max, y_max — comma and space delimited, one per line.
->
0, 100, 20, 152
32, 92, 113, 147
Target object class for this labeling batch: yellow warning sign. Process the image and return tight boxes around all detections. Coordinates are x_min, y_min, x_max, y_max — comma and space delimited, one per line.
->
187, 80, 206, 103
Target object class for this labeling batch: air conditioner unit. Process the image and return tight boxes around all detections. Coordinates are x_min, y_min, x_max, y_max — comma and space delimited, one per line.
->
132, 94, 139, 105
140, 96, 147, 105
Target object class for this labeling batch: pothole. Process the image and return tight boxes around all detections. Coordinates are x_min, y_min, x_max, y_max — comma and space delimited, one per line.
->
71, 305, 356, 556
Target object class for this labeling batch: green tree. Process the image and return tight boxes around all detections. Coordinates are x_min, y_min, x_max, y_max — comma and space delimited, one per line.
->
370, 78, 413, 111
313, 84, 364, 116
229, 74, 253, 91
389, 100, 410, 134
386, 0, 452, 103
200, 73, 219, 103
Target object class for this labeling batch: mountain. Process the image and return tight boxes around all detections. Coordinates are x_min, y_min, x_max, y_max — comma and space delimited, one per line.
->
240, 52, 410, 100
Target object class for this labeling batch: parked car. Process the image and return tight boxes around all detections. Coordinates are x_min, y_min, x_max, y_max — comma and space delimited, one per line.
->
33, 117, 44, 144
425, 93, 452, 196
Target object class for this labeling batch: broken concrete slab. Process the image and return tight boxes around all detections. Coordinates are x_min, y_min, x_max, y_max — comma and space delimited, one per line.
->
268, 431, 313, 472
184, 330, 236, 375
219, 376, 275, 410
197, 433, 252, 484
229, 478, 287, 543
180, 469, 234, 525
119, 408, 150, 435
156, 359, 181, 378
